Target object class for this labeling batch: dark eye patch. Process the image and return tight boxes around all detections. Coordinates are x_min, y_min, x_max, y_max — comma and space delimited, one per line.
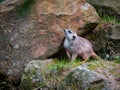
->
72, 35, 76, 40
68, 30, 72, 33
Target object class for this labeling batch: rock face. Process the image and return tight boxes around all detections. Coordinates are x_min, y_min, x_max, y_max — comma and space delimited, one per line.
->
19, 59, 54, 90
85, 23, 110, 51
60, 61, 120, 90
19, 59, 120, 90
60, 66, 106, 90
108, 25, 120, 40
86, 23, 120, 60
0, 0, 99, 86
87, 0, 120, 20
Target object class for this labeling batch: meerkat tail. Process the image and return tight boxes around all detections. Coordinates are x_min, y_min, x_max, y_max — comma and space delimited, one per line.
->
91, 52, 104, 61
95, 56, 105, 61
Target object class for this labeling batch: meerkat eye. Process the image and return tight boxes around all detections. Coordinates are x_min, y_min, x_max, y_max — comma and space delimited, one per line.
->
68, 30, 72, 33
72, 35, 76, 40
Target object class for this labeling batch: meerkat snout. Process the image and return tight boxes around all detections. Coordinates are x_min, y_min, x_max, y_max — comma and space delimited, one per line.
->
64, 29, 77, 41
64, 29, 72, 34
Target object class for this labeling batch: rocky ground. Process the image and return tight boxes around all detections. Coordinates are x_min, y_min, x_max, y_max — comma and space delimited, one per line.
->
19, 59, 120, 90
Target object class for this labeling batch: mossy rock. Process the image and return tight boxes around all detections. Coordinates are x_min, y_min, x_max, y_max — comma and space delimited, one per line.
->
19, 59, 120, 90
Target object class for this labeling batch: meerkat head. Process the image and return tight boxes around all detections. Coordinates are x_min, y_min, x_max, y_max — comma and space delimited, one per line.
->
64, 29, 77, 41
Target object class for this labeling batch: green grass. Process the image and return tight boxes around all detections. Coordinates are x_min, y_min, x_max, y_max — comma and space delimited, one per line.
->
44, 59, 83, 88
45, 58, 113, 89
94, 5, 120, 24
47, 59, 82, 72
112, 56, 120, 64
101, 15, 120, 25
26, 58, 119, 89
47, 55, 120, 74
94, 4, 120, 24
46, 58, 100, 74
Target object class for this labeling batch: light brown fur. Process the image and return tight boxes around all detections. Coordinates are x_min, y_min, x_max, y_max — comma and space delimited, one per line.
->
63, 29, 98, 62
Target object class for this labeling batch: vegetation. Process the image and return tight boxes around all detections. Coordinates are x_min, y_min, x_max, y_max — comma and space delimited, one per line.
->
19, 56, 120, 89
100, 15, 120, 25
47, 55, 120, 74
47, 59, 81, 71
46, 58, 82, 83
15, 0, 35, 17
92, 7, 120, 62
94, 4, 120, 25
47, 58, 99, 77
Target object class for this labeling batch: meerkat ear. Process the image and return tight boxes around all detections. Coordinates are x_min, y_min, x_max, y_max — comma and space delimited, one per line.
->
72, 35, 76, 40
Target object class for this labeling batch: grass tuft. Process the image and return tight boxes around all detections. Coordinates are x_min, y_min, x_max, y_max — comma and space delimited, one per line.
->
101, 15, 120, 25
47, 59, 81, 72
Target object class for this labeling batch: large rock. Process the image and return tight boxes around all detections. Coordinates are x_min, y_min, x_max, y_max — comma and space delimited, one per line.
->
19, 59, 55, 90
60, 66, 106, 90
108, 25, 120, 40
60, 60, 120, 90
85, 23, 111, 51
19, 59, 120, 90
0, 0, 99, 86
87, 0, 120, 20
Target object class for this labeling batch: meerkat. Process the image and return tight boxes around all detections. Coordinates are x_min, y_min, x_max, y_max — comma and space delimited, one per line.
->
63, 29, 99, 62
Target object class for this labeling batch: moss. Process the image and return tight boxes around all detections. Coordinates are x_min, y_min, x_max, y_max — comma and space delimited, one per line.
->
88, 59, 120, 80
20, 58, 119, 89
40, 59, 83, 89
108, 63, 120, 78
15, 0, 35, 17
88, 60, 103, 70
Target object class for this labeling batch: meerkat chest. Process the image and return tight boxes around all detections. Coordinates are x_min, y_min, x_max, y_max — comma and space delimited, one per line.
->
63, 38, 71, 50
64, 38, 79, 51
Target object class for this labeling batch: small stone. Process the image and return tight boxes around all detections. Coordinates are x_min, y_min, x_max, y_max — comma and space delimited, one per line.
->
13, 44, 19, 49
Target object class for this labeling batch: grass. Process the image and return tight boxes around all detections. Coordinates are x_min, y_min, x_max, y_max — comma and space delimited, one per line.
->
44, 58, 118, 89
46, 58, 103, 77
46, 56, 120, 76
20, 58, 119, 89
94, 5, 120, 25
44, 58, 119, 89
43, 58, 84, 88
113, 56, 120, 64
47, 59, 82, 72
100, 15, 120, 25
